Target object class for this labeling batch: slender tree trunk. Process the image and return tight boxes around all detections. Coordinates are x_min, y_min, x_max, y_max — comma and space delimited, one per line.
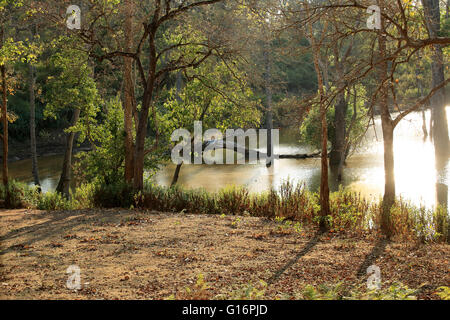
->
29, 62, 40, 188
0, 25, 8, 196
423, 0, 450, 159
123, 0, 135, 184
133, 77, 155, 190
264, 41, 273, 168
378, 0, 395, 236
170, 71, 185, 187
171, 163, 182, 187
1, 64, 8, 189
309, 22, 331, 230
330, 45, 348, 172
56, 108, 80, 197
330, 93, 347, 168
415, 66, 429, 139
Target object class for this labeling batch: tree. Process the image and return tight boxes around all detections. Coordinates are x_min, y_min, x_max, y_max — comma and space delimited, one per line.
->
45, 42, 100, 197
73, 0, 228, 190
422, 0, 449, 159
376, 0, 395, 234
0, 0, 38, 205
283, 0, 450, 235
304, 1, 331, 230
122, 0, 136, 184
160, 54, 261, 186
29, 23, 40, 188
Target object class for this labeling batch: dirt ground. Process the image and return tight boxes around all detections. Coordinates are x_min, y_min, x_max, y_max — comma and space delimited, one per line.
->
0, 208, 448, 300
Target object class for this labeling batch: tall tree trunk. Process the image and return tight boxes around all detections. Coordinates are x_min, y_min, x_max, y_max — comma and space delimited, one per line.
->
416, 68, 429, 139
123, 0, 135, 184
378, 0, 395, 236
1, 56, 8, 196
29, 62, 40, 188
170, 71, 185, 187
132, 24, 159, 191
0, 25, 8, 196
330, 93, 347, 168
309, 21, 331, 230
133, 76, 155, 191
423, 0, 450, 159
56, 109, 80, 197
330, 44, 348, 172
264, 41, 273, 168
1, 64, 7, 188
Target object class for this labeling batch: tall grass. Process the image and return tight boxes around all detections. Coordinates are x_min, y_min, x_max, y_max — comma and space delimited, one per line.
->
2, 179, 449, 243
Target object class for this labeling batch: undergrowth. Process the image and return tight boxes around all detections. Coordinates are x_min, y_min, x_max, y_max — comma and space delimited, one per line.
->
1, 179, 449, 243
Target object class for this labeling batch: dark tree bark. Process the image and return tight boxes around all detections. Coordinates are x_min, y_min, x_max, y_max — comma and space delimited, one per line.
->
423, 0, 450, 159
330, 93, 347, 167
170, 71, 185, 187
308, 17, 331, 231
123, 0, 135, 185
264, 40, 273, 168
29, 62, 40, 188
0, 29, 8, 190
1, 64, 7, 188
56, 109, 80, 197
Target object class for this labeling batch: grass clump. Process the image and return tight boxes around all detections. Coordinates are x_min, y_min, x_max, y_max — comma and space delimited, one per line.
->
3, 178, 449, 243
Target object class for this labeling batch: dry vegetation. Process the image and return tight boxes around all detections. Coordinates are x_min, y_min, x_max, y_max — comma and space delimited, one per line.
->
0, 209, 448, 300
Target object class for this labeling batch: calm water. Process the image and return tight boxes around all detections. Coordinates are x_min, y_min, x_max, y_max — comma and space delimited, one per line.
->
7, 107, 450, 209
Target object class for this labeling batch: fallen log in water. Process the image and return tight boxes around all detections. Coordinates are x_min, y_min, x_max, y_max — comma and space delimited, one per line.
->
278, 152, 321, 159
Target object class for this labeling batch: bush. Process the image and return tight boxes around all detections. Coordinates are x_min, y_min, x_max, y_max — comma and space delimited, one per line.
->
0, 180, 38, 209
36, 192, 72, 211
3, 178, 448, 243
92, 182, 135, 208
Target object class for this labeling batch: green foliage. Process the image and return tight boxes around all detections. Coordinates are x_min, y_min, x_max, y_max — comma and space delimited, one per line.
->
348, 283, 417, 300
74, 96, 126, 185
36, 191, 72, 211
436, 286, 450, 300
2, 178, 448, 243
160, 58, 261, 137
168, 274, 212, 300
300, 85, 369, 151
44, 39, 100, 124
220, 280, 268, 300
0, 180, 35, 209
300, 283, 347, 300
92, 182, 135, 209
293, 282, 417, 300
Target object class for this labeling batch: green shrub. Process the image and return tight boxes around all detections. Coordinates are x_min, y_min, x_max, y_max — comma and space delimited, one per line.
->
36, 192, 72, 211
71, 183, 96, 209
92, 182, 135, 208
0, 180, 39, 209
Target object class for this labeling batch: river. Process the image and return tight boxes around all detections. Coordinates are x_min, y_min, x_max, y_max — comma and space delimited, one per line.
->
7, 107, 450, 209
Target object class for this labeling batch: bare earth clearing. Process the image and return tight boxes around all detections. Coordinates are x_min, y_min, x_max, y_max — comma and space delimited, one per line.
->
0, 209, 448, 300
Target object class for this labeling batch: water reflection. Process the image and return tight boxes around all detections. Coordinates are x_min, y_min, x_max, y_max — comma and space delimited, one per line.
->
6, 107, 450, 209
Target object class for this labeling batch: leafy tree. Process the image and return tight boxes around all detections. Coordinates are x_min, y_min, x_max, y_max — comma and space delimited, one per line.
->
44, 40, 101, 196
0, 0, 40, 206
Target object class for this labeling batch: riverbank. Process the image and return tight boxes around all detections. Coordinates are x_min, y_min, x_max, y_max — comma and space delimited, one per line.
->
0, 208, 448, 300
0, 138, 91, 163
